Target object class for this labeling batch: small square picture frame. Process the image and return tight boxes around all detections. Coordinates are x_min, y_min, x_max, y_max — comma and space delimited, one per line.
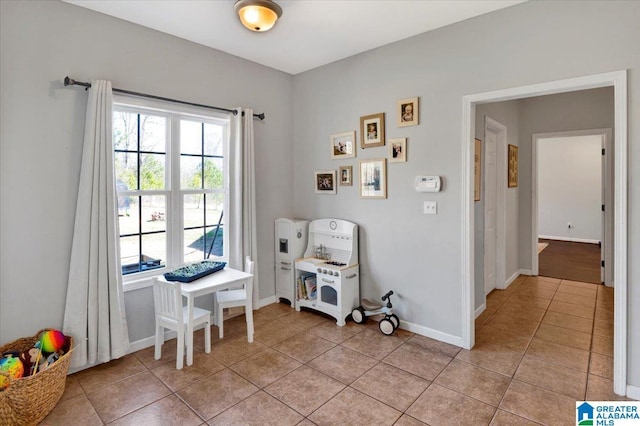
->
314, 170, 337, 194
397, 97, 419, 127
339, 165, 353, 186
360, 113, 385, 148
389, 137, 407, 163
330, 131, 356, 159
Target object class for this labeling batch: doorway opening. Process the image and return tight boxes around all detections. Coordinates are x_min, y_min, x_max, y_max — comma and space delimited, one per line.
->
532, 129, 613, 286
462, 70, 627, 395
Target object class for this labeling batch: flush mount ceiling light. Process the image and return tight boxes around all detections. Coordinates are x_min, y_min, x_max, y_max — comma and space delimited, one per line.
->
234, 0, 283, 32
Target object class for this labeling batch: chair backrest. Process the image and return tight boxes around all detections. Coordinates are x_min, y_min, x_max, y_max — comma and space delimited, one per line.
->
153, 278, 183, 326
245, 256, 255, 274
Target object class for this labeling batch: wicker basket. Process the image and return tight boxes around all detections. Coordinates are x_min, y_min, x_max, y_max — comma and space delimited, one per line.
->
0, 329, 73, 426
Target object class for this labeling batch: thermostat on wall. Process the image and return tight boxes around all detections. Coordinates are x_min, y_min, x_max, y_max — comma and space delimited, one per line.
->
415, 176, 441, 192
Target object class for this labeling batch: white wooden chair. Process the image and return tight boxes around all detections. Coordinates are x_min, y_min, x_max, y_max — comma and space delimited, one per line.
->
215, 256, 255, 341
153, 277, 211, 369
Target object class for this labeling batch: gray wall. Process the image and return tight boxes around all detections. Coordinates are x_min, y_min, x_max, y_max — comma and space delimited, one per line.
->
538, 135, 602, 242
292, 1, 639, 385
0, 0, 293, 343
518, 88, 614, 269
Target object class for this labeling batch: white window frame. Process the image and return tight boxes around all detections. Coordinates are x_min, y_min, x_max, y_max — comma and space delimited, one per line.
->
113, 95, 230, 290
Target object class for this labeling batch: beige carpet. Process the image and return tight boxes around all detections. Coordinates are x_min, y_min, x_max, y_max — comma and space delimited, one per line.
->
538, 242, 549, 254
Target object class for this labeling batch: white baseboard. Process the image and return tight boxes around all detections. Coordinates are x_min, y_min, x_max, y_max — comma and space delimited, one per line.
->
475, 303, 486, 319
258, 296, 277, 309
399, 320, 464, 348
539, 235, 600, 244
627, 384, 640, 400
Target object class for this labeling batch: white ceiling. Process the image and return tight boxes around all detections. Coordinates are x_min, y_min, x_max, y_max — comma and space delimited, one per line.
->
64, 0, 525, 75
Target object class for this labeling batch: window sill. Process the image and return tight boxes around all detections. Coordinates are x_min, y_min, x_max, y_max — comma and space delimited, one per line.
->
123, 275, 159, 293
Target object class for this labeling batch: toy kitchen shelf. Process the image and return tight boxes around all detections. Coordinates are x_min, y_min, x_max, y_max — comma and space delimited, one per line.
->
294, 219, 360, 326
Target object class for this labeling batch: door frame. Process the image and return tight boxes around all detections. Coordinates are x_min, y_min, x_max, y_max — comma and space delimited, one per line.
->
483, 117, 507, 295
461, 70, 627, 395
531, 128, 612, 285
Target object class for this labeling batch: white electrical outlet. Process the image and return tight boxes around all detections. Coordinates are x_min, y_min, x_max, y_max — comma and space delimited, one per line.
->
424, 201, 437, 215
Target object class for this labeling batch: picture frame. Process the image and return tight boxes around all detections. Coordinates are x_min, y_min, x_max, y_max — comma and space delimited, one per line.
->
389, 137, 407, 163
330, 131, 356, 159
314, 170, 337, 194
508, 144, 518, 188
339, 165, 353, 186
359, 158, 387, 199
360, 113, 385, 149
474, 138, 481, 201
397, 97, 419, 127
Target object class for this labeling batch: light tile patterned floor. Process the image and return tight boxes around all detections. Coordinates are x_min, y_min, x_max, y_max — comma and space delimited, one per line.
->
41, 276, 632, 425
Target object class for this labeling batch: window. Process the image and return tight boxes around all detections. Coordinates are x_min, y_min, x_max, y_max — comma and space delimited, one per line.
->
113, 99, 229, 279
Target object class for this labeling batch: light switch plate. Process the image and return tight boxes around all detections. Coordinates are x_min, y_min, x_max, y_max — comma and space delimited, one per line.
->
424, 201, 437, 215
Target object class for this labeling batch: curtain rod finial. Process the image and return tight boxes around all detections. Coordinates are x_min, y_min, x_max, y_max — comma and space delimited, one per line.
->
257, 113, 265, 120
64, 76, 74, 86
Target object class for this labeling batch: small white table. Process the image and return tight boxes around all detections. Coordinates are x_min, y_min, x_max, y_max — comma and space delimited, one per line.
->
169, 267, 254, 366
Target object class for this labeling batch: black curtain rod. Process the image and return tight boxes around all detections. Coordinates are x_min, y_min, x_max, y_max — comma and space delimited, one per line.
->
63, 77, 265, 120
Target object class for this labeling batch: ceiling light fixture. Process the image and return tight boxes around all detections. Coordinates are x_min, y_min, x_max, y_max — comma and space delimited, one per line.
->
234, 0, 283, 32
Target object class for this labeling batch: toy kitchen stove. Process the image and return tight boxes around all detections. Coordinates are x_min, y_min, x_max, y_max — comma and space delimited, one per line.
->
295, 219, 360, 326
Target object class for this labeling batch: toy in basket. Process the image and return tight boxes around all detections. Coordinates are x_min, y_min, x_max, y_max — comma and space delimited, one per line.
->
351, 290, 400, 335
0, 329, 73, 426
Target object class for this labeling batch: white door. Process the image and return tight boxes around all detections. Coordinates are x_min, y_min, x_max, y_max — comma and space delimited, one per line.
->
484, 128, 497, 295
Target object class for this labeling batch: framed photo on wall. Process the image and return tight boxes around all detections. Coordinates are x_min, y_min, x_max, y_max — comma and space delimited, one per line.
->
314, 170, 337, 194
397, 97, 419, 127
339, 165, 353, 186
359, 159, 387, 199
330, 131, 356, 159
508, 144, 518, 188
474, 138, 481, 200
389, 137, 407, 163
360, 113, 385, 148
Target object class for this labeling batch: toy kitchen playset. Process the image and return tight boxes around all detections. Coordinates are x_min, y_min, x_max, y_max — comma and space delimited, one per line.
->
294, 219, 360, 326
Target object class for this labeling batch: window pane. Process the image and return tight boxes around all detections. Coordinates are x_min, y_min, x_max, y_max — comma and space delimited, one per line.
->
203, 158, 224, 190
141, 234, 166, 271
183, 194, 204, 229
115, 152, 138, 190
141, 195, 166, 233
181, 156, 202, 189
113, 111, 138, 151
140, 114, 166, 153
118, 195, 138, 234
180, 120, 202, 155
120, 236, 140, 275
140, 153, 166, 190
204, 123, 223, 156
205, 195, 223, 226
184, 228, 206, 264
205, 225, 224, 259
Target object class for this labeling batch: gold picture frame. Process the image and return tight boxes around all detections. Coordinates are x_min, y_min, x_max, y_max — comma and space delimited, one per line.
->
339, 165, 353, 186
397, 97, 418, 127
359, 158, 387, 199
314, 170, 336, 194
330, 131, 356, 159
360, 113, 385, 149
508, 144, 518, 188
474, 138, 481, 200
389, 137, 407, 163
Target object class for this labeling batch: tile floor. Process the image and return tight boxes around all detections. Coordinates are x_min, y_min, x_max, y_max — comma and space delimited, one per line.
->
41, 275, 633, 425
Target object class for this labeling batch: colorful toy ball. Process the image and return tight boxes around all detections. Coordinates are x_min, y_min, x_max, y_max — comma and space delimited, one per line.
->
0, 355, 24, 390
39, 329, 66, 354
